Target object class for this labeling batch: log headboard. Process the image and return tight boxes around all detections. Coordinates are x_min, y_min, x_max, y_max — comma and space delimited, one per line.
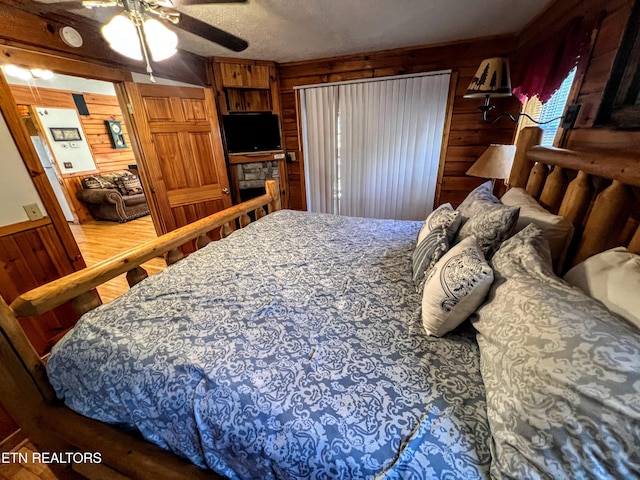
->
510, 127, 640, 271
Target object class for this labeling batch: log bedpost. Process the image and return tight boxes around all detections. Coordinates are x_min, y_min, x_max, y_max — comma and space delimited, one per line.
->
629, 226, 640, 254
558, 170, 593, 226
0, 296, 56, 404
509, 127, 543, 189
220, 223, 233, 238
255, 206, 266, 220
266, 179, 282, 213
539, 166, 568, 213
239, 213, 251, 228
526, 162, 549, 199
165, 248, 184, 266
127, 266, 149, 287
71, 290, 102, 316
573, 180, 633, 265
196, 234, 212, 249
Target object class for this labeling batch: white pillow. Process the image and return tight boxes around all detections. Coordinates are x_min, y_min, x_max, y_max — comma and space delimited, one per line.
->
563, 247, 640, 329
501, 187, 574, 271
417, 203, 461, 245
421, 236, 494, 337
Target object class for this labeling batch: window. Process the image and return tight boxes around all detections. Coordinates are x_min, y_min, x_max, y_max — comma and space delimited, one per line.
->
515, 68, 576, 147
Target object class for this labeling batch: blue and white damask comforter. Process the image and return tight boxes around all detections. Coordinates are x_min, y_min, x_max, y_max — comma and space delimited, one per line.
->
47, 210, 490, 479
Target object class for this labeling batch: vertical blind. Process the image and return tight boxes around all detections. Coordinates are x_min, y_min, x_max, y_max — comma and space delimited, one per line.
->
300, 72, 451, 220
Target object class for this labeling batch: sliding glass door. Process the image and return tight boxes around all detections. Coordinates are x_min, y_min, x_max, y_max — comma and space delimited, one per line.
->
300, 71, 451, 220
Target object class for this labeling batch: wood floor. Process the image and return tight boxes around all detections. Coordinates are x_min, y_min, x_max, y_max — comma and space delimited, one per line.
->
0, 440, 56, 480
69, 216, 166, 303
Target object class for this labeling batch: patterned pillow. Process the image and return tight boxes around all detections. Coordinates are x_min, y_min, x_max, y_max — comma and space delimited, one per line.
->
456, 181, 500, 222
473, 225, 640, 479
421, 236, 493, 337
116, 174, 144, 196
412, 225, 448, 292
81, 176, 103, 189
455, 203, 519, 258
454, 181, 519, 258
99, 171, 129, 190
417, 203, 462, 245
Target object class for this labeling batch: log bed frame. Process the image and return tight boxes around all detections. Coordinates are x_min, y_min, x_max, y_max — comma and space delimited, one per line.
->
1, 128, 639, 479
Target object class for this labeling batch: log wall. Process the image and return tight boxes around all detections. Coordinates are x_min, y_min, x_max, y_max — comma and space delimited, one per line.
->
278, 36, 522, 210
278, 0, 637, 211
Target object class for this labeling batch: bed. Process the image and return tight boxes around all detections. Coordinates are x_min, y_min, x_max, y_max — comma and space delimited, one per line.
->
0, 127, 639, 480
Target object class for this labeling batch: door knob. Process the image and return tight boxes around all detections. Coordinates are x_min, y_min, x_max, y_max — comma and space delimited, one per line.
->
222, 187, 230, 194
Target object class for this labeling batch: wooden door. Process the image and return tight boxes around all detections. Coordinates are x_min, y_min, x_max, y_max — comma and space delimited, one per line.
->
122, 83, 232, 238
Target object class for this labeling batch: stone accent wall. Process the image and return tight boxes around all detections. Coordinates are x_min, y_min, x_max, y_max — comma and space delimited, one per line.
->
237, 161, 280, 190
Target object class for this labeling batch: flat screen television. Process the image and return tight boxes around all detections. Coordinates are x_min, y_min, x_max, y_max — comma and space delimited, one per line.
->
222, 113, 282, 153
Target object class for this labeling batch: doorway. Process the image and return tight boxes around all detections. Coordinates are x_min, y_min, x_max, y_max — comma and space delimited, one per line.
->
3, 66, 159, 301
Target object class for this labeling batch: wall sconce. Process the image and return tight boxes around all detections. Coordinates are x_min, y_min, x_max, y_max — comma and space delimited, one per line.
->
464, 57, 566, 125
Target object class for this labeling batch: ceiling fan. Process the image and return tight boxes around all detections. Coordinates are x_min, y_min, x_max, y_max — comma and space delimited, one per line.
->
31, 0, 248, 79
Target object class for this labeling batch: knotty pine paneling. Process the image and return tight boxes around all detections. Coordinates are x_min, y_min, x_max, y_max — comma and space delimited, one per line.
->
278, 36, 522, 209
9, 85, 136, 173
10, 85, 136, 222
0, 222, 80, 357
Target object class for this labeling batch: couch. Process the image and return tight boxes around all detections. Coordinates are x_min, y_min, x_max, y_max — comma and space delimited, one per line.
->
76, 170, 150, 223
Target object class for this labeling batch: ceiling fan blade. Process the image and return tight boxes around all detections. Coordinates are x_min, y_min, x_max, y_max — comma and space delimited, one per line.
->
175, 13, 248, 52
23, 1, 89, 13
174, 0, 246, 4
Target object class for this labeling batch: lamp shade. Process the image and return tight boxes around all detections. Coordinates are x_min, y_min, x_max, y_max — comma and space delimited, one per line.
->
143, 19, 178, 62
464, 57, 512, 98
466, 144, 516, 180
102, 14, 143, 61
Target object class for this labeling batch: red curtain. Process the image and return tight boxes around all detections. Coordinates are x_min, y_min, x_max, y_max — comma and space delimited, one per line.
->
513, 17, 593, 103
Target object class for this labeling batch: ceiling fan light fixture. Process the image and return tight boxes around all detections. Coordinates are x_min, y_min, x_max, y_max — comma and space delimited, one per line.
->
143, 18, 178, 62
30, 68, 54, 80
4, 64, 33, 80
102, 14, 143, 61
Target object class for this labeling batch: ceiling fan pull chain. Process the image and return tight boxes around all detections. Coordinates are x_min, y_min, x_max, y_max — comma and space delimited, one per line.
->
135, 20, 156, 83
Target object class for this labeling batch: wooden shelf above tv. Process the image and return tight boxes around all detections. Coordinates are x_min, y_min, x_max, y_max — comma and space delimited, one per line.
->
228, 151, 286, 165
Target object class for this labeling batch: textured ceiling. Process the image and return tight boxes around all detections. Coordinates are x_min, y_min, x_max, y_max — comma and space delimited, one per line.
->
41, 0, 554, 63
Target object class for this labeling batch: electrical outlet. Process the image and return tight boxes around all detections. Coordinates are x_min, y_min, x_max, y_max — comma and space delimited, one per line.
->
23, 203, 44, 221
63, 162, 73, 169
562, 104, 581, 129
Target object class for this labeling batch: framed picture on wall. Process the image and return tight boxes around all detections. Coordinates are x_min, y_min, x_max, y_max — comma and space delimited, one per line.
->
50, 127, 82, 141
105, 120, 127, 149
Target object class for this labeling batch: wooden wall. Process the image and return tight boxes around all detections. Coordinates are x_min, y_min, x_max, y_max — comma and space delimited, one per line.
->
10, 84, 136, 222
0, 219, 80, 357
10, 85, 135, 171
278, 36, 522, 210
517, 0, 635, 150
278, 0, 637, 211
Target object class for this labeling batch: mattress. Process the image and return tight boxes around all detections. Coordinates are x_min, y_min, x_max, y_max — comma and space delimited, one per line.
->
47, 210, 490, 479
